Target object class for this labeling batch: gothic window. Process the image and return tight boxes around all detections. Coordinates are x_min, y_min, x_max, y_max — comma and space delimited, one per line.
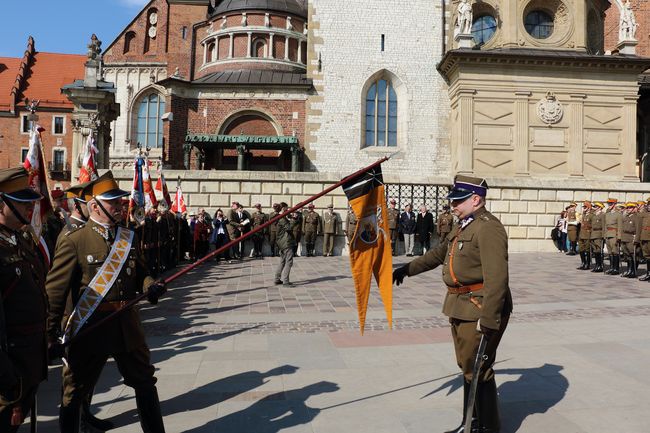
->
524, 11, 554, 39
135, 93, 165, 148
252, 38, 267, 58
472, 15, 497, 45
206, 41, 216, 62
124, 31, 136, 54
365, 79, 397, 147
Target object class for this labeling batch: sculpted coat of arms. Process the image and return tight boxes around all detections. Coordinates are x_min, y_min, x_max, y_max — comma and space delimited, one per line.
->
537, 92, 563, 125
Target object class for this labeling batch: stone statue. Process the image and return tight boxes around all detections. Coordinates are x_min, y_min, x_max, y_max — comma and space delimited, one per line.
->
183, 143, 192, 170
241, 13, 247, 27
455, 0, 473, 35
221, 16, 227, 29
619, 0, 637, 41
87, 34, 102, 60
265, 13, 271, 27
286, 16, 293, 31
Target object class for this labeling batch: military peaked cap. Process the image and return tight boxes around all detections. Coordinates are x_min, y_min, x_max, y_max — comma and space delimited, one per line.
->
0, 167, 42, 202
447, 174, 489, 200
87, 171, 129, 200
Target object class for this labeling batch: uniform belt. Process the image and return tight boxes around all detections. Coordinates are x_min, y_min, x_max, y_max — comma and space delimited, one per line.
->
607, 228, 617, 231
7, 323, 46, 335
447, 283, 484, 294
96, 300, 132, 311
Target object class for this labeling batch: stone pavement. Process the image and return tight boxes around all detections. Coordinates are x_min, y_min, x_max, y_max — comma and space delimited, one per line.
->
30, 252, 650, 432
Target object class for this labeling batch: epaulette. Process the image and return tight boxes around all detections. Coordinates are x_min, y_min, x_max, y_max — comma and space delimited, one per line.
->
65, 226, 84, 236
480, 214, 491, 221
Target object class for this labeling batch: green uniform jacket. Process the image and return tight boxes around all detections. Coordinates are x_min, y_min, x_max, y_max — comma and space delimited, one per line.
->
0, 225, 48, 398
635, 212, 650, 241
268, 211, 279, 234
46, 220, 155, 353
322, 211, 339, 235
404, 207, 513, 330
345, 211, 357, 242
387, 208, 399, 230
620, 213, 638, 243
604, 210, 622, 240
302, 211, 321, 234
437, 211, 454, 236
590, 212, 605, 239
251, 211, 268, 235
579, 212, 592, 240
276, 217, 298, 251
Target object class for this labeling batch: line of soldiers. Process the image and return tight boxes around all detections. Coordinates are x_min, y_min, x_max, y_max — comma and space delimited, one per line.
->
0, 167, 167, 432
566, 198, 650, 280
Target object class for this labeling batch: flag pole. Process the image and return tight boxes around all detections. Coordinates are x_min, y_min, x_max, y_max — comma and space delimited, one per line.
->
65, 157, 389, 345
176, 176, 182, 263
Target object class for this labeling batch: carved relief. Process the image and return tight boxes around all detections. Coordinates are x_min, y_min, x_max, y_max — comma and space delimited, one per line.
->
536, 92, 563, 125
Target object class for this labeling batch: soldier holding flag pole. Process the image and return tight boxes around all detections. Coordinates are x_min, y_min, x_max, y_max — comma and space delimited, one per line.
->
393, 175, 513, 433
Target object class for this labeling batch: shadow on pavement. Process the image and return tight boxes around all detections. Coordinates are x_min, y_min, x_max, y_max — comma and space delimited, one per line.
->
183, 381, 339, 433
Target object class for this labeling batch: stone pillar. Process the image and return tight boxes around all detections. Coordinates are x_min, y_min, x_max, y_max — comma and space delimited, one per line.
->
297, 40, 302, 64
215, 37, 220, 60
236, 144, 246, 170
622, 96, 639, 180
290, 146, 301, 172
284, 36, 290, 60
568, 94, 586, 177
456, 89, 475, 174
514, 91, 531, 176
229, 33, 234, 58
247, 32, 252, 58
269, 33, 274, 58
203, 43, 208, 64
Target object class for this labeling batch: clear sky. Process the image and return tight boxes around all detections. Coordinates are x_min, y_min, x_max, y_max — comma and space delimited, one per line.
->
0, 0, 150, 57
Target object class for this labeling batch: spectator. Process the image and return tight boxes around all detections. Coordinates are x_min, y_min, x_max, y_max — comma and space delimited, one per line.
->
399, 204, 417, 257
415, 204, 434, 255
211, 209, 231, 263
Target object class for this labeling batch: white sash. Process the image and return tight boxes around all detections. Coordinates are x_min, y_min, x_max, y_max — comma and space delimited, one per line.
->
62, 227, 134, 342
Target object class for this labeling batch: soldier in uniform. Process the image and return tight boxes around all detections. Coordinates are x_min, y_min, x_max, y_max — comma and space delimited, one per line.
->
227, 202, 251, 259
436, 204, 454, 245
577, 201, 592, 270
274, 203, 299, 287
636, 199, 650, 281
393, 175, 512, 433
565, 202, 579, 255
64, 183, 91, 230
604, 199, 623, 275
250, 204, 268, 258
590, 202, 605, 273
620, 202, 639, 278
344, 206, 357, 244
302, 204, 322, 257
291, 209, 303, 256
0, 167, 48, 432
322, 204, 340, 256
387, 198, 400, 255
45, 171, 167, 433
268, 203, 280, 256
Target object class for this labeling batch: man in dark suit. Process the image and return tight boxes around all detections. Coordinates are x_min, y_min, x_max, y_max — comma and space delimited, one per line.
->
399, 204, 417, 257
415, 205, 434, 255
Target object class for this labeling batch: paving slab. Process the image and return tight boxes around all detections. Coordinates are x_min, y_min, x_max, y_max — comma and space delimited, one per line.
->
26, 252, 650, 433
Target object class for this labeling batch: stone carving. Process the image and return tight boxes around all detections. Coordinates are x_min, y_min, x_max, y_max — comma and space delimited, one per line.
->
455, 0, 473, 35
619, 0, 637, 41
221, 16, 227, 29
286, 16, 293, 31
265, 13, 271, 27
303, 23, 308, 36
537, 92, 564, 125
241, 13, 247, 27
87, 34, 102, 60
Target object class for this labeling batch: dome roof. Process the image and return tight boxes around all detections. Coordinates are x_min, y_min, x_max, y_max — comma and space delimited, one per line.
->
209, 0, 307, 19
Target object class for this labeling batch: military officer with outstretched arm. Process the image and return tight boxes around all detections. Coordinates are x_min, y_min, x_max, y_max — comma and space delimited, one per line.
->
46, 171, 166, 433
0, 167, 48, 432
393, 175, 512, 433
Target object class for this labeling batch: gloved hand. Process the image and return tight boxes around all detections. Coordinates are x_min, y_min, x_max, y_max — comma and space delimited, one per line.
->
392, 265, 409, 286
147, 279, 167, 305
47, 340, 65, 361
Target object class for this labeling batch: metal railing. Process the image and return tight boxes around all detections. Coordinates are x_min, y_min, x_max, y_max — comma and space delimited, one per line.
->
385, 183, 450, 216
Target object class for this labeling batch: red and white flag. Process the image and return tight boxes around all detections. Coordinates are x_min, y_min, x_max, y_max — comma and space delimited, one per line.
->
142, 156, 158, 211
23, 125, 53, 266
78, 135, 98, 183
171, 184, 187, 215
155, 168, 172, 209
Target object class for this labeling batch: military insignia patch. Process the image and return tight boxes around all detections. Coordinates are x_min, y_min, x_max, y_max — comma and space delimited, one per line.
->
126, 268, 132, 276
15, 267, 21, 276
87, 255, 94, 263
129, 260, 135, 268
458, 242, 464, 251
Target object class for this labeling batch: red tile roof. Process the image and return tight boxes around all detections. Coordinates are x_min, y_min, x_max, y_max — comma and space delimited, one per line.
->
0, 48, 85, 113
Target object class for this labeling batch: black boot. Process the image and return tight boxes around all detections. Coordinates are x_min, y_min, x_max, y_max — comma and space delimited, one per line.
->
444, 381, 478, 433
566, 242, 576, 256
639, 262, 650, 281
604, 255, 613, 274
594, 253, 604, 272
59, 404, 81, 433
135, 386, 166, 433
476, 378, 501, 433
81, 392, 115, 431
627, 258, 637, 278
609, 256, 620, 275
577, 252, 586, 270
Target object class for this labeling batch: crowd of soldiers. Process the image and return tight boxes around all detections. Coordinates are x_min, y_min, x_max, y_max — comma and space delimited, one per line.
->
560, 198, 650, 280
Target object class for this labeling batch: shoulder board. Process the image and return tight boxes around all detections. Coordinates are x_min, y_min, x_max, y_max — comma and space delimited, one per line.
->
65, 225, 85, 237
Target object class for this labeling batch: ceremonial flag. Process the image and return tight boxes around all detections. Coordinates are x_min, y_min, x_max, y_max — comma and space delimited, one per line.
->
155, 167, 172, 209
171, 182, 187, 215
129, 157, 146, 225
142, 156, 158, 211
78, 135, 99, 183
23, 125, 53, 266
342, 164, 392, 334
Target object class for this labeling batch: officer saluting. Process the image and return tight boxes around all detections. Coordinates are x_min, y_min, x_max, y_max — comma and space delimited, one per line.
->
0, 167, 48, 432
393, 175, 512, 433
46, 171, 166, 433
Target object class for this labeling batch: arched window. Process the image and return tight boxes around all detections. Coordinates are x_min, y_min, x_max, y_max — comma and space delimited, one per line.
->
365, 79, 397, 147
206, 41, 216, 63
124, 31, 136, 54
135, 93, 165, 148
252, 38, 267, 58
